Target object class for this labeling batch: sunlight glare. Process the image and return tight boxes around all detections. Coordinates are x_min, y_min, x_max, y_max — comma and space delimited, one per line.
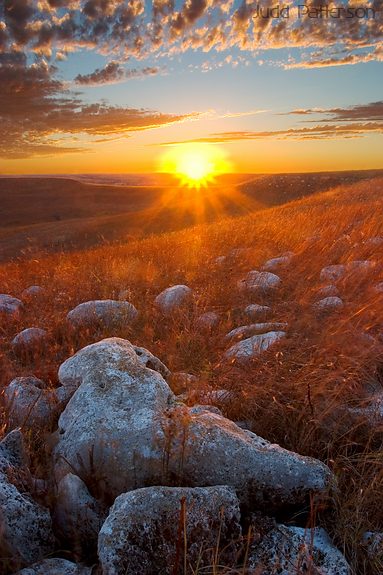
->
159, 143, 231, 188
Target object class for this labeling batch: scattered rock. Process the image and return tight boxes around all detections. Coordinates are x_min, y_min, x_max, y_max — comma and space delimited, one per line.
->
320, 264, 346, 283
225, 331, 286, 363
0, 432, 55, 573
262, 252, 294, 272
315, 284, 340, 299
373, 282, 383, 294
21, 286, 45, 300
313, 296, 344, 314
155, 284, 193, 314
0, 294, 23, 319
14, 558, 92, 575
98, 485, 241, 575
364, 236, 383, 248
362, 531, 383, 560
238, 271, 281, 294
225, 323, 288, 343
188, 404, 223, 416
249, 525, 350, 574
67, 300, 138, 330
244, 304, 271, 321
132, 344, 171, 380
4, 378, 57, 432
195, 311, 220, 330
11, 328, 48, 352
53, 338, 332, 512
53, 473, 106, 559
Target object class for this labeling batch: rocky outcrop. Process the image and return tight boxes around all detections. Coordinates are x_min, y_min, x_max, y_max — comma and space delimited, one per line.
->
53, 473, 106, 559
0, 431, 55, 573
249, 525, 350, 574
53, 338, 332, 512
67, 300, 138, 330
98, 485, 241, 575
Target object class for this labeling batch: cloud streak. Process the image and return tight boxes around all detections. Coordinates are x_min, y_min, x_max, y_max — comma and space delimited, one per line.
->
74, 62, 160, 85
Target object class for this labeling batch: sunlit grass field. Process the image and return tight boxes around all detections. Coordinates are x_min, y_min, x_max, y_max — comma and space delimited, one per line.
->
1, 176, 383, 573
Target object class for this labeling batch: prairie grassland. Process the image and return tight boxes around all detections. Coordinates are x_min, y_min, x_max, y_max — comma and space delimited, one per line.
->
1, 177, 383, 573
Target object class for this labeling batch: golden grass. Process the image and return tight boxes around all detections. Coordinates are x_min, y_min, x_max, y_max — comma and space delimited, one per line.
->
1, 176, 383, 573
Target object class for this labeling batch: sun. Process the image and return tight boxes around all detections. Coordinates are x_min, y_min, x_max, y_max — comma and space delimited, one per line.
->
159, 143, 231, 188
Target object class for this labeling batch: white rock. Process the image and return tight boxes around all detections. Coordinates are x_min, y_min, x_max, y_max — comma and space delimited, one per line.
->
54, 338, 332, 512
67, 300, 138, 329
249, 525, 350, 574
262, 252, 294, 271
11, 328, 48, 350
238, 271, 281, 293
58, 338, 170, 395
362, 531, 383, 560
155, 284, 193, 314
195, 311, 220, 330
225, 331, 286, 363
225, 323, 288, 342
0, 432, 55, 572
0, 294, 23, 319
53, 473, 106, 558
244, 304, 271, 320
98, 486, 241, 575
14, 558, 92, 575
4, 378, 57, 432
320, 265, 346, 283
21, 286, 45, 300
313, 296, 344, 313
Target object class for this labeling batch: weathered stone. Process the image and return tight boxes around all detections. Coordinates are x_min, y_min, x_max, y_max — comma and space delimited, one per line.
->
225, 331, 286, 363
313, 296, 344, 313
53, 338, 332, 513
362, 531, 383, 560
0, 294, 23, 319
131, 345, 171, 380
53, 473, 106, 559
195, 311, 220, 330
262, 253, 294, 272
249, 525, 350, 574
11, 328, 48, 351
21, 286, 45, 300
238, 271, 281, 294
315, 284, 340, 299
225, 323, 288, 343
67, 300, 138, 330
244, 304, 271, 321
98, 486, 241, 575
4, 378, 56, 432
14, 558, 92, 575
155, 285, 193, 314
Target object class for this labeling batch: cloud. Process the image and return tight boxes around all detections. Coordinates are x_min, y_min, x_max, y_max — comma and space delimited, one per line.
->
0, 52, 198, 158
74, 61, 160, 85
286, 101, 383, 122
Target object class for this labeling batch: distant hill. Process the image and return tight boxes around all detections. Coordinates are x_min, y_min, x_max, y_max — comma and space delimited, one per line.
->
0, 169, 381, 261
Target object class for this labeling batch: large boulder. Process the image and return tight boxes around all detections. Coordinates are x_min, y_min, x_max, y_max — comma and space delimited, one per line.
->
155, 285, 193, 314
58, 338, 170, 395
224, 331, 286, 364
0, 294, 23, 319
67, 300, 138, 330
0, 432, 55, 573
53, 473, 106, 559
53, 338, 332, 512
14, 559, 92, 575
98, 485, 241, 575
238, 271, 281, 294
249, 524, 350, 574
4, 377, 57, 432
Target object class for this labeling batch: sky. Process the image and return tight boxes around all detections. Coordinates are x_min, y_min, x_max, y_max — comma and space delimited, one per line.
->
1, 0, 382, 174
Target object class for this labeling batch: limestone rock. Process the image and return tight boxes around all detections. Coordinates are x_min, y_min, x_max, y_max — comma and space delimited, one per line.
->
225, 323, 288, 343
14, 558, 92, 575
313, 296, 344, 313
225, 331, 286, 363
4, 378, 57, 432
11, 328, 48, 351
244, 304, 271, 321
238, 271, 281, 294
21, 286, 45, 300
155, 285, 193, 314
0, 294, 23, 319
98, 485, 241, 575
249, 525, 350, 574
53, 473, 106, 559
67, 300, 138, 330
